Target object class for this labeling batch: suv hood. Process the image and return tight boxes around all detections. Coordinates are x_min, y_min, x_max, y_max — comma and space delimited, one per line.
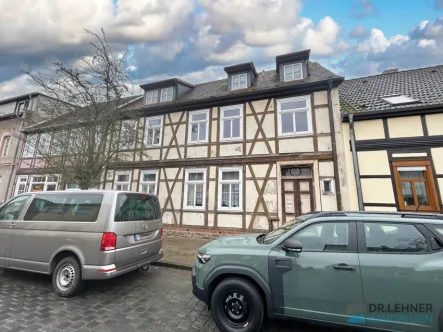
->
199, 233, 261, 252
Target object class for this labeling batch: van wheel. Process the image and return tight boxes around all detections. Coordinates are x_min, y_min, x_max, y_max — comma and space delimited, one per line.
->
211, 277, 264, 332
52, 257, 84, 297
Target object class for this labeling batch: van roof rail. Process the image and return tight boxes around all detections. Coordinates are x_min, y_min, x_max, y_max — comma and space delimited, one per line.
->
307, 211, 443, 220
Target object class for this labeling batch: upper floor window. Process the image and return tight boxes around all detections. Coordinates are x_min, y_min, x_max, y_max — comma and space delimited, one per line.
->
139, 170, 158, 194
145, 90, 158, 105
145, 116, 163, 147
121, 120, 137, 150
277, 96, 312, 136
284, 63, 302, 81
16, 100, 29, 113
160, 87, 173, 102
114, 171, 131, 191
221, 105, 243, 141
184, 169, 207, 210
23, 135, 37, 158
232, 73, 247, 90
38, 133, 51, 156
189, 110, 209, 143
1, 135, 11, 157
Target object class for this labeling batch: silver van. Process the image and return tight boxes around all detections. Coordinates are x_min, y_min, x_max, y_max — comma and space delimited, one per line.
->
0, 190, 163, 297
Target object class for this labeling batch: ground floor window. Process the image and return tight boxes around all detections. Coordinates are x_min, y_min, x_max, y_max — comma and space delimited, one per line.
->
139, 170, 158, 194
29, 175, 59, 192
114, 171, 131, 191
15, 176, 28, 196
184, 169, 206, 209
218, 167, 242, 210
393, 160, 440, 212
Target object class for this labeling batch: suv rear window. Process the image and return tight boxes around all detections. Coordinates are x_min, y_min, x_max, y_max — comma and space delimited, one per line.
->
24, 193, 103, 222
114, 193, 161, 222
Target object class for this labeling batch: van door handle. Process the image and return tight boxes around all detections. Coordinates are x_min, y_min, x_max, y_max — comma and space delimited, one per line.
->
9, 223, 16, 228
140, 250, 148, 255
333, 263, 355, 271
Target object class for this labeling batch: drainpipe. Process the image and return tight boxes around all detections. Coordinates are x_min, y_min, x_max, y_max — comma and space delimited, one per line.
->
349, 114, 364, 211
4, 120, 24, 202
327, 80, 343, 210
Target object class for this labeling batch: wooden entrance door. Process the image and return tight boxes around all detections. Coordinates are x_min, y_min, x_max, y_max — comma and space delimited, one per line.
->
282, 179, 314, 223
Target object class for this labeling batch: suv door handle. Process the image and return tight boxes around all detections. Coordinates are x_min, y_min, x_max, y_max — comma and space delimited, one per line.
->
9, 223, 16, 228
333, 263, 355, 271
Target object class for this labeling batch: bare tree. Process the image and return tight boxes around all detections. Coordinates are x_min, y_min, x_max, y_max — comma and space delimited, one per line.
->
21, 29, 142, 189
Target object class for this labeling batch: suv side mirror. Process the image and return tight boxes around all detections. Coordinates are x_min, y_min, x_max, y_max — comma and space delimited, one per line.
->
282, 238, 303, 253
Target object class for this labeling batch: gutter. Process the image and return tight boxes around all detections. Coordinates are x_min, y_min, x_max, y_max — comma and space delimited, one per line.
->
349, 114, 364, 211
327, 80, 342, 210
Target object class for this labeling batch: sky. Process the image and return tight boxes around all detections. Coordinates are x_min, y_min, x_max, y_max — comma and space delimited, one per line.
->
1, 0, 443, 98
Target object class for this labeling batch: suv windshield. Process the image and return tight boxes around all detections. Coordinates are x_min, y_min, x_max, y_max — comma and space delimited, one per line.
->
262, 214, 312, 243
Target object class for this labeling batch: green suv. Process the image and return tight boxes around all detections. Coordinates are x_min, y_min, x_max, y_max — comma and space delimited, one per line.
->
192, 211, 443, 332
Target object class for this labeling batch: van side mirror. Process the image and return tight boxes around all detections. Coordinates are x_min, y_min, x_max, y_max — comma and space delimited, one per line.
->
282, 238, 303, 253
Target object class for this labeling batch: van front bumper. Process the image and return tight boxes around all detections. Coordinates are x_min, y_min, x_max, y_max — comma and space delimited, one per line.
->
82, 250, 163, 280
192, 265, 208, 305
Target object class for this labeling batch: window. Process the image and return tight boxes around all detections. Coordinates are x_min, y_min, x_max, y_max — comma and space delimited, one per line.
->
51, 131, 66, 155
160, 87, 173, 102
114, 171, 131, 191
38, 133, 51, 156
23, 135, 37, 158
218, 167, 242, 210
292, 222, 349, 252
16, 100, 29, 113
14, 176, 28, 196
29, 175, 59, 192
121, 120, 137, 150
283, 63, 303, 81
321, 179, 335, 195
145, 90, 158, 105
145, 116, 163, 146
1, 135, 11, 157
23, 193, 103, 222
0, 195, 31, 220
364, 223, 427, 253
281, 167, 312, 177
66, 183, 80, 190
184, 169, 207, 209
188, 110, 209, 143
139, 170, 158, 194
231, 73, 247, 90
115, 193, 161, 222
381, 95, 417, 105
393, 161, 440, 212
277, 96, 312, 136
221, 105, 243, 141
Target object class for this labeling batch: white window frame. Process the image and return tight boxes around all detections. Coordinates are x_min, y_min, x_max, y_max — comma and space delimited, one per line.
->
139, 170, 159, 195
1, 135, 11, 157
277, 95, 313, 137
184, 168, 207, 210
144, 116, 163, 147
283, 63, 303, 81
114, 171, 132, 191
145, 90, 158, 105
231, 73, 248, 90
23, 135, 37, 158
121, 119, 138, 150
38, 133, 51, 156
16, 100, 29, 113
29, 175, 59, 192
160, 87, 173, 102
220, 105, 243, 142
218, 167, 243, 211
188, 109, 209, 144
14, 175, 28, 196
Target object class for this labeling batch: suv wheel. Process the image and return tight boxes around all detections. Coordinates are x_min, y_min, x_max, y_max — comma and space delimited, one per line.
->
52, 256, 84, 297
211, 277, 264, 332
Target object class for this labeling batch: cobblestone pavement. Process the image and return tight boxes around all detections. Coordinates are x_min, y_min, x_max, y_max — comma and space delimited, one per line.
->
0, 267, 346, 332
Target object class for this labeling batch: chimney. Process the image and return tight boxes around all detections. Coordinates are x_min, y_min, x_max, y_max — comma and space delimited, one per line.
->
382, 68, 399, 74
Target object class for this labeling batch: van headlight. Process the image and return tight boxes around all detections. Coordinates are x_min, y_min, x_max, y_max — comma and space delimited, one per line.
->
197, 252, 212, 264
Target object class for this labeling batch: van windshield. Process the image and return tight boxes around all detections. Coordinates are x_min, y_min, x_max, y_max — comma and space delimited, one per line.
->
114, 193, 161, 222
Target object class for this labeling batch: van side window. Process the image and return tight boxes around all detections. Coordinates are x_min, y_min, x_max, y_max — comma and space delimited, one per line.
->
115, 193, 161, 222
364, 223, 428, 253
24, 193, 103, 222
0, 195, 31, 220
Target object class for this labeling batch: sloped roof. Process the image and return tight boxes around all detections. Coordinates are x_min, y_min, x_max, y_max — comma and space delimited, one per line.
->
128, 62, 342, 110
339, 65, 443, 113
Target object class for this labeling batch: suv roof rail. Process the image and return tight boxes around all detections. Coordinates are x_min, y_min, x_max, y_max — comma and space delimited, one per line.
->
307, 211, 443, 220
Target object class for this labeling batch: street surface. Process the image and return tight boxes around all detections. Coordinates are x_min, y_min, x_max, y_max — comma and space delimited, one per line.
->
0, 266, 345, 332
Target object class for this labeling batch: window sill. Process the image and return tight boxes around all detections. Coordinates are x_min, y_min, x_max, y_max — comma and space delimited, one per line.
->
188, 141, 209, 145
183, 207, 206, 211
220, 138, 243, 143
278, 132, 313, 138
218, 208, 243, 212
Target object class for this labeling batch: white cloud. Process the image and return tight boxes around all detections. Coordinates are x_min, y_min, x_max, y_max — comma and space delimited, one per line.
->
0, 74, 40, 99
356, 28, 407, 53
303, 16, 341, 56
418, 39, 436, 47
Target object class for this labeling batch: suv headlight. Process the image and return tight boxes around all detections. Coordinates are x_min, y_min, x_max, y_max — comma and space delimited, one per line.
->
197, 252, 212, 264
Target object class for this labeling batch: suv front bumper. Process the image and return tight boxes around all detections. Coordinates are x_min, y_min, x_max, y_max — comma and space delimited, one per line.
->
192, 265, 208, 304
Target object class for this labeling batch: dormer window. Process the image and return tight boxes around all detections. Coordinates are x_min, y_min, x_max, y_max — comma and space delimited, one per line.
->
16, 100, 29, 113
160, 87, 173, 102
284, 63, 303, 81
232, 73, 247, 90
145, 90, 158, 105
